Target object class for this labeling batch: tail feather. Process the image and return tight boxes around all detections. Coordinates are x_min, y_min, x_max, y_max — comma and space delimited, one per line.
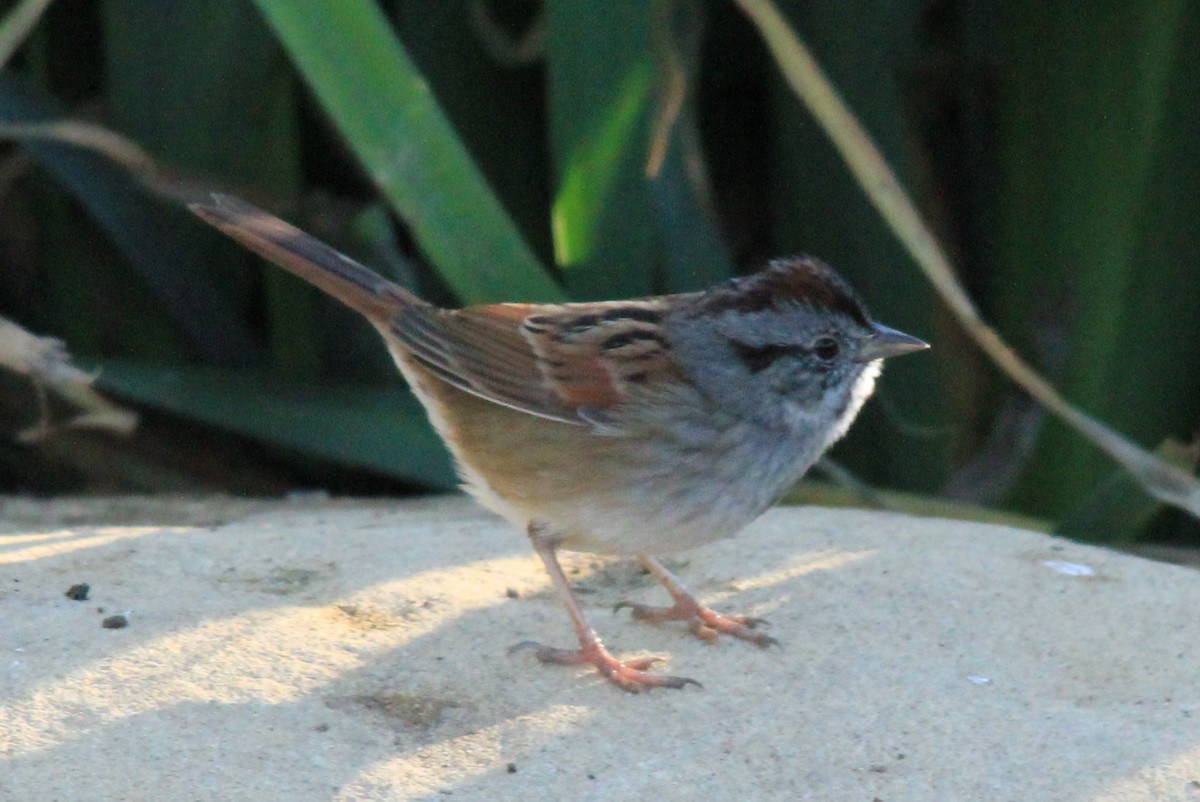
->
190, 194, 421, 325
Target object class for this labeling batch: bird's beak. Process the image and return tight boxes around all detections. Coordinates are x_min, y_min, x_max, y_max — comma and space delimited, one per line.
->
854, 323, 930, 363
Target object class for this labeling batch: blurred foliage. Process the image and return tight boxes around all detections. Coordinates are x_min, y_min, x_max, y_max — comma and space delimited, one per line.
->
0, 0, 1196, 544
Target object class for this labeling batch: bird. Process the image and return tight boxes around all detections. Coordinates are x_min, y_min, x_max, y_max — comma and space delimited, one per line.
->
190, 194, 929, 692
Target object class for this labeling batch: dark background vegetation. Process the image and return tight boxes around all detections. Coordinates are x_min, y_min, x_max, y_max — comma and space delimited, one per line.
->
0, 0, 1197, 545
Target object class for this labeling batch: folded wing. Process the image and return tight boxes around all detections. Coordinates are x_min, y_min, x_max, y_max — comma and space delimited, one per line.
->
390, 299, 679, 426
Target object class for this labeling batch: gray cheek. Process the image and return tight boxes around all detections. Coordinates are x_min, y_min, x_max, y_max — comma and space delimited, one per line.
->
771, 364, 824, 405
667, 321, 748, 394
665, 316, 800, 428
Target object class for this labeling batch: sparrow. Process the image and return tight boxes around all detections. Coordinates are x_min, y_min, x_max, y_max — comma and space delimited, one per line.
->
191, 194, 928, 691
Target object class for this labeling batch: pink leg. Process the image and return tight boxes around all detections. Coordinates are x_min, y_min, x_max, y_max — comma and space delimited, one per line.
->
614, 555, 778, 648
511, 525, 699, 692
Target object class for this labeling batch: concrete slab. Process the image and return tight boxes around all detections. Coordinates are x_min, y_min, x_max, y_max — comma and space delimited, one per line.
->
1, 495, 1197, 801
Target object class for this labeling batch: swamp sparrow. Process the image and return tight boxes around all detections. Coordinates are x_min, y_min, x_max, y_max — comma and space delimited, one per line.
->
191, 195, 928, 692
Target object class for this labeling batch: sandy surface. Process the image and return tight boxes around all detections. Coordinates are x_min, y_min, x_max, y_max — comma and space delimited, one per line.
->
1, 494, 1198, 801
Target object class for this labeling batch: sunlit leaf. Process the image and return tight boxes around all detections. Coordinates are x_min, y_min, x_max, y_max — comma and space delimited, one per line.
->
250, 0, 563, 304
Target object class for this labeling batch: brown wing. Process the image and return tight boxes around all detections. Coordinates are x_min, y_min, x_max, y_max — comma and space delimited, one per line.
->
389, 299, 679, 425
188, 195, 683, 425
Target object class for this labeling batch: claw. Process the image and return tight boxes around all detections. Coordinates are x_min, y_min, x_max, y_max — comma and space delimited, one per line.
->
626, 556, 782, 649
615, 597, 778, 648
510, 639, 700, 692
523, 532, 711, 691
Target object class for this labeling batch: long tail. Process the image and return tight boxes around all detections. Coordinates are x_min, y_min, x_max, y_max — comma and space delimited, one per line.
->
189, 194, 423, 326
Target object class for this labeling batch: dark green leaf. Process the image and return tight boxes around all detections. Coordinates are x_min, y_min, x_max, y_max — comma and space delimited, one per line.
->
1056, 440, 1200, 544
0, 72, 261, 365
96, 361, 457, 488
998, 1, 1195, 516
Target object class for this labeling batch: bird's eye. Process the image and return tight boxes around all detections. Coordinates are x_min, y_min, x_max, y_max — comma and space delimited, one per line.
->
812, 336, 840, 362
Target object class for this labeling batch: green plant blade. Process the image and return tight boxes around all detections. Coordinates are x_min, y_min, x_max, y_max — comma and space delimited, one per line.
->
1056, 440, 1200, 544
96, 361, 457, 489
652, 134, 734, 293
250, 0, 564, 304
545, 0, 731, 298
101, 0, 317, 377
997, 1, 1194, 517
546, 1, 658, 299
0, 73, 261, 365
102, 0, 300, 189
0, 0, 54, 66
394, 0, 554, 263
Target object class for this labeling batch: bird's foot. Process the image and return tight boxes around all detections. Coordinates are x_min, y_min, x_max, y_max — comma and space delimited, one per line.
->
614, 597, 778, 648
509, 639, 700, 693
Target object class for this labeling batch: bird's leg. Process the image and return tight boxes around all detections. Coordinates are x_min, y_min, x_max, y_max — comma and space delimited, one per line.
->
510, 524, 699, 692
615, 555, 778, 648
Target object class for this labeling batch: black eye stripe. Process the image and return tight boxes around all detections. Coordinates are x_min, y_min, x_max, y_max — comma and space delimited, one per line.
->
733, 338, 844, 373
732, 342, 807, 373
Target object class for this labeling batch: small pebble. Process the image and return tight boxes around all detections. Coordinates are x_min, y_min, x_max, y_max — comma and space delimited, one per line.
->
507, 763, 517, 774
102, 614, 129, 629
64, 583, 90, 601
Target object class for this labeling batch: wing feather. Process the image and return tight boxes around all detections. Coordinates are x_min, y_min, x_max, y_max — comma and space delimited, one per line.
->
387, 298, 679, 426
